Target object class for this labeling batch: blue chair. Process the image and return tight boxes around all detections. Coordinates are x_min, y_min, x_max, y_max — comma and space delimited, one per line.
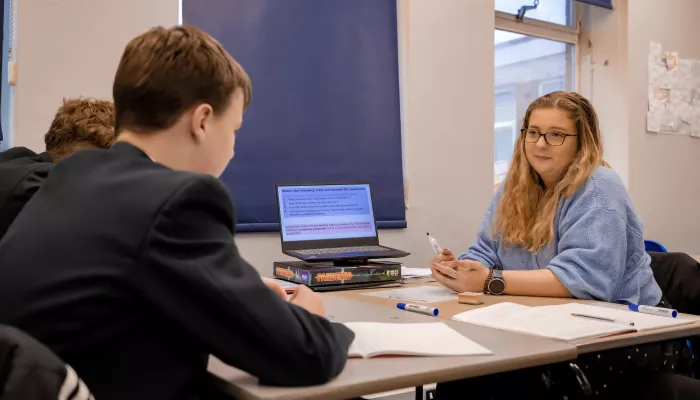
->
644, 240, 668, 253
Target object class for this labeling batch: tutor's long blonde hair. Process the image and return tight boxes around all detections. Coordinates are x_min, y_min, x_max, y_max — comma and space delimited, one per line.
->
494, 91, 608, 253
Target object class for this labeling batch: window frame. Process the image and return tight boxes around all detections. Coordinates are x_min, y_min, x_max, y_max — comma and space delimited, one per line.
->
494, 9, 579, 46
494, 2, 580, 93
494, 120, 518, 163
492, 1, 581, 184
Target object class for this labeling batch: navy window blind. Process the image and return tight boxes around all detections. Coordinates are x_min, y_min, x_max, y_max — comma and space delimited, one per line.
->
0, 0, 4, 144
182, 0, 405, 232
575, 0, 613, 9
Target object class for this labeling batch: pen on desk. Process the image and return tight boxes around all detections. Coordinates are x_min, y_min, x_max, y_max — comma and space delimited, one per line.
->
397, 302, 439, 317
571, 313, 635, 327
427, 232, 443, 254
628, 304, 678, 318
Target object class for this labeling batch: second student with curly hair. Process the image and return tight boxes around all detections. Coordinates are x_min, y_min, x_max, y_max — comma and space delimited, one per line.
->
0, 98, 115, 240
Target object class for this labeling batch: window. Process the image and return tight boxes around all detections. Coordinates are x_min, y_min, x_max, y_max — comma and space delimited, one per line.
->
493, 0, 577, 184
495, 0, 574, 26
494, 121, 517, 183
538, 78, 565, 96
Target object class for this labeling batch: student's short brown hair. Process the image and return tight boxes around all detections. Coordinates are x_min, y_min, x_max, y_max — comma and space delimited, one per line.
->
112, 25, 252, 135
44, 98, 116, 163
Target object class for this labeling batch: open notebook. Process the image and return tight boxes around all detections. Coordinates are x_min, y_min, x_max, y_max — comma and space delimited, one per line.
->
452, 302, 694, 342
344, 322, 492, 358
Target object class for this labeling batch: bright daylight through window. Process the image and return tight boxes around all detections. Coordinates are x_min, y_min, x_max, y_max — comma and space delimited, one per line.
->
493, 0, 576, 185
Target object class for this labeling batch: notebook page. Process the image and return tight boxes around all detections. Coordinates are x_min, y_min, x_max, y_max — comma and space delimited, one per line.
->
401, 266, 432, 278
452, 302, 632, 342
347, 340, 365, 358
344, 322, 492, 358
539, 303, 694, 332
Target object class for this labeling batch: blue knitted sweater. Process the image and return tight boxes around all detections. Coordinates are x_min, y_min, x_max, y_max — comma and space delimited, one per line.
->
460, 167, 662, 306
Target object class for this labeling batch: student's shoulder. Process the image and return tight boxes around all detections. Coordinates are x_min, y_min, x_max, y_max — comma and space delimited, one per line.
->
118, 164, 231, 210
150, 172, 235, 231
0, 146, 38, 163
575, 166, 631, 212
58, 148, 230, 207
0, 153, 53, 183
165, 171, 231, 205
588, 166, 628, 198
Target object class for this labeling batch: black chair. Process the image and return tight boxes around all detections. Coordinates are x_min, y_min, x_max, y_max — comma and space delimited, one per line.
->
0, 325, 93, 400
648, 252, 700, 316
648, 251, 700, 379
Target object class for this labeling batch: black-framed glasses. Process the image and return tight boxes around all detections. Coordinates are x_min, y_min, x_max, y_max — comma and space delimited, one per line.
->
521, 128, 578, 147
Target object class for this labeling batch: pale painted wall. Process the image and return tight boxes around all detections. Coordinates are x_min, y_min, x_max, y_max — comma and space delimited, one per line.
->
626, 0, 700, 254
580, 0, 700, 254
578, 0, 630, 187
15, 0, 179, 151
13, 0, 495, 276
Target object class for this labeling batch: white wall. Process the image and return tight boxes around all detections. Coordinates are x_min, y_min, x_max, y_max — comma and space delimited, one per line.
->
15, 0, 179, 150
626, 0, 700, 254
580, 0, 700, 254
14, 0, 495, 276
578, 0, 630, 187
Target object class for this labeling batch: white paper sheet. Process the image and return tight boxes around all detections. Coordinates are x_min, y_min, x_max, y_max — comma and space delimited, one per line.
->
691, 121, 700, 138
401, 266, 432, 278
452, 302, 630, 342
452, 302, 694, 342
539, 303, 693, 332
647, 112, 661, 132
659, 109, 683, 134
346, 322, 492, 358
363, 285, 458, 303
647, 41, 698, 137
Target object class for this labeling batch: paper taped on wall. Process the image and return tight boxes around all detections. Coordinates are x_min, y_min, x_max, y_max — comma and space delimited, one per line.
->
647, 42, 700, 138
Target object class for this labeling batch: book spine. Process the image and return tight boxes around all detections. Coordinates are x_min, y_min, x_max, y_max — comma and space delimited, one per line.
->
310, 266, 401, 286
273, 263, 402, 287
273, 264, 312, 286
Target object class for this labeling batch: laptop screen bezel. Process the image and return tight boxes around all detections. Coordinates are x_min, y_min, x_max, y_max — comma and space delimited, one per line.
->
275, 181, 381, 251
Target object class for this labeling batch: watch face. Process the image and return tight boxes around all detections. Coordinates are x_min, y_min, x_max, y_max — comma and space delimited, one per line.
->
489, 279, 506, 295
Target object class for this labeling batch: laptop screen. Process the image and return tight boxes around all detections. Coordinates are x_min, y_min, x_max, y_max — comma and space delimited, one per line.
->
277, 183, 378, 242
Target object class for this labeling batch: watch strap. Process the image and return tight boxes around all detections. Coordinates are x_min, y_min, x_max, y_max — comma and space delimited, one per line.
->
483, 268, 494, 294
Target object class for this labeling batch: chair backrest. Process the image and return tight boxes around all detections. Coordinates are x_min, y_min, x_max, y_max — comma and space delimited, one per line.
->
0, 325, 93, 400
644, 240, 668, 253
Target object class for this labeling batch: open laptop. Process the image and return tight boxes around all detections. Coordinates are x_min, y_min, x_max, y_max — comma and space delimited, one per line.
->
275, 182, 410, 263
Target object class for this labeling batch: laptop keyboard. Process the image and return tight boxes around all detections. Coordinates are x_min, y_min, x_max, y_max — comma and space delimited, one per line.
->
296, 246, 386, 255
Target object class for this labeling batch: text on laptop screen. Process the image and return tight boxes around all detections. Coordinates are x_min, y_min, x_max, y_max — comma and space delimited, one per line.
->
278, 184, 377, 242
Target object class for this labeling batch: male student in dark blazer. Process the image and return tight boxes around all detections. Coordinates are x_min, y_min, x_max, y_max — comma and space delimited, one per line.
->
0, 98, 115, 241
0, 25, 354, 400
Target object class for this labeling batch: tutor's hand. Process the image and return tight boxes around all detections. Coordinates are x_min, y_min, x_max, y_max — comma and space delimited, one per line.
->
430, 260, 489, 293
430, 248, 456, 266
290, 285, 326, 317
262, 277, 288, 301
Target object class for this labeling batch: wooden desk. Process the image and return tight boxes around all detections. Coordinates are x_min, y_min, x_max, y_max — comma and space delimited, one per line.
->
329, 283, 700, 354
207, 295, 576, 400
